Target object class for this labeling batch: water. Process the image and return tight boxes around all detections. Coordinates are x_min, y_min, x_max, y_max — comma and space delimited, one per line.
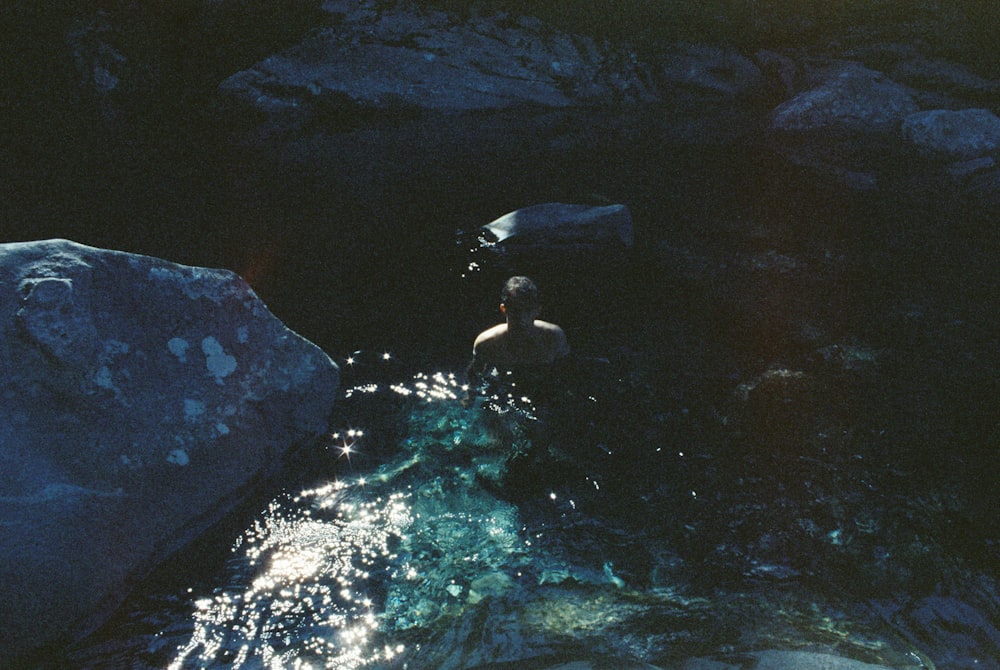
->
11, 105, 999, 670
55, 330, 999, 669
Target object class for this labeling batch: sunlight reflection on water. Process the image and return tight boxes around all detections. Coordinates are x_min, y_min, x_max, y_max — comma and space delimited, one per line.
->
167, 368, 534, 670
170, 482, 412, 670
160, 362, 964, 670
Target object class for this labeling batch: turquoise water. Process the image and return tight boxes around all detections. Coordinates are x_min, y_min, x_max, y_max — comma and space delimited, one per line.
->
59, 350, 998, 669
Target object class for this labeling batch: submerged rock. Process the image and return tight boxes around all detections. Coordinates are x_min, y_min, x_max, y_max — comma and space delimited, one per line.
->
727, 368, 817, 446
0, 239, 339, 665
478, 202, 634, 254
747, 651, 895, 669
871, 595, 1000, 670
468, 660, 664, 669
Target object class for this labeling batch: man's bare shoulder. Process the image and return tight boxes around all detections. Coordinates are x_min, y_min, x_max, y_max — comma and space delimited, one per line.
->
535, 320, 570, 357
473, 324, 508, 351
534, 320, 564, 335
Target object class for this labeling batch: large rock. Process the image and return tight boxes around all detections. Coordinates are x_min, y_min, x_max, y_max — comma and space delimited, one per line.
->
0, 239, 339, 665
219, 0, 654, 122
765, 60, 920, 190
770, 61, 918, 133
479, 202, 634, 253
902, 108, 1000, 159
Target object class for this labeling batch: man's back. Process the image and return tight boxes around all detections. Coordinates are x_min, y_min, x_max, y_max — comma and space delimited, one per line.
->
472, 319, 569, 369
464, 276, 570, 408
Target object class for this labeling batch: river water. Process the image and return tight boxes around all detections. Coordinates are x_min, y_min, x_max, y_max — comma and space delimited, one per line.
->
17, 115, 1000, 668
54, 171, 1000, 670
54, 340, 999, 669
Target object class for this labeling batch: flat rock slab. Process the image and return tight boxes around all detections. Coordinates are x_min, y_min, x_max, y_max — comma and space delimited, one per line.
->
220, 0, 652, 116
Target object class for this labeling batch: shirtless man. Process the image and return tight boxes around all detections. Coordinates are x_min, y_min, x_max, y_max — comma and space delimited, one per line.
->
463, 276, 569, 406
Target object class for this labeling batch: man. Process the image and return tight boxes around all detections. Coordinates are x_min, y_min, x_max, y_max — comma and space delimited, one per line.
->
463, 276, 570, 407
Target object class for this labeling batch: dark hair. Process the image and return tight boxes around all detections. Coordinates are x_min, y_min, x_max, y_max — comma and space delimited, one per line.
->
500, 276, 540, 314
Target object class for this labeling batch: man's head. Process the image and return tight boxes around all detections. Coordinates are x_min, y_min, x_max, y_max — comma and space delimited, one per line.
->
500, 276, 540, 318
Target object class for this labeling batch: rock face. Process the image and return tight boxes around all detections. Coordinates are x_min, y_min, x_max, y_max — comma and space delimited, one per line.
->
210, 0, 1000, 212
769, 61, 919, 133
0, 239, 339, 665
902, 108, 1000, 159
220, 0, 654, 122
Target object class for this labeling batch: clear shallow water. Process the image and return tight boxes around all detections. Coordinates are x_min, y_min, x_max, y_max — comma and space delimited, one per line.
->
58, 349, 999, 670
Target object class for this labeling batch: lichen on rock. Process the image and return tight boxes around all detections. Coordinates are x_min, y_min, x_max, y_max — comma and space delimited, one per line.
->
0, 239, 340, 666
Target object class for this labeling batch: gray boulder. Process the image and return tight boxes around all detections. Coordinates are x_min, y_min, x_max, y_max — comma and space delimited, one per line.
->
479, 203, 634, 253
902, 108, 1000, 159
765, 60, 920, 190
220, 0, 654, 121
0, 239, 339, 665
770, 61, 918, 132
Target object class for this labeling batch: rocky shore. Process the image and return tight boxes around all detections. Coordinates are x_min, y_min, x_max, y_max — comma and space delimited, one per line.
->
2, 0, 998, 665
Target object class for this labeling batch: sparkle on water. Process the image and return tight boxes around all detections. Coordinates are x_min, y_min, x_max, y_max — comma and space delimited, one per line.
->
166, 363, 542, 669
156, 351, 983, 670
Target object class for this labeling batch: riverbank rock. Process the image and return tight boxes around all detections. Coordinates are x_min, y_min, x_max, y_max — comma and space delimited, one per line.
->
763, 60, 914, 191
219, 0, 654, 127
0, 239, 339, 665
845, 43, 1000, 109
214, 0, 773, 151
902, 108, 1000, 159
207, 0, 1000, 213
770, 61, 919, 133
656, 44, 766, 101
